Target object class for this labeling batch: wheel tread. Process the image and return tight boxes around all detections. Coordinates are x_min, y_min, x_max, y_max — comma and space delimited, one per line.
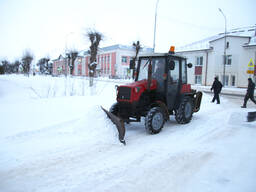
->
145, 107, 164, 134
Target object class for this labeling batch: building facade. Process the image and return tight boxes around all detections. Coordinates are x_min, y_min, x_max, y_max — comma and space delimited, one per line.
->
76, 44, 153, 78
52, 54, 70, 76
177, 26, 256, 88
53, 44, 153, 78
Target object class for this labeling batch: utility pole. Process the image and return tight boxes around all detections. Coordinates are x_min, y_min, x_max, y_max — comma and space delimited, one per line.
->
153, 0, 159, 52
219, 8, 227, 86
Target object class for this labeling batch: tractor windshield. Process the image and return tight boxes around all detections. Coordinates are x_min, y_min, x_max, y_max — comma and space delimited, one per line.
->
137, 58, 150, 81
137, 57, 165, 82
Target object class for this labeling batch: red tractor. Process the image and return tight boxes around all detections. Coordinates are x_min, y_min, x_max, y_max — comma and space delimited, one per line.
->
102, 47, 202, 145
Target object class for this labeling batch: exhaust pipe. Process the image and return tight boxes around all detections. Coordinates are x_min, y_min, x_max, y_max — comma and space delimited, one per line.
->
101, 106, 126, 145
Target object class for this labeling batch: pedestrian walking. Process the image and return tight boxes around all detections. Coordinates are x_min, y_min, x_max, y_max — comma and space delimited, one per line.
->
241, 78, 256, 108
211, 77, 223, 104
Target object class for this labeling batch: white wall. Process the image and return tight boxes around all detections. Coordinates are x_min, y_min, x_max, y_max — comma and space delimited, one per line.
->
179, 50, 208, 85
209, 36, 256, 87
116, 49, 135, 78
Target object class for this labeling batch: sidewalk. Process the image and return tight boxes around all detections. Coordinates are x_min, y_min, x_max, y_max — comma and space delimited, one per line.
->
192, 85, 249, 97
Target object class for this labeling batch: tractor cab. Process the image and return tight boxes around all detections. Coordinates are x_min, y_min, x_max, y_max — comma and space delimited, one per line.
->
134, 49, 193, 110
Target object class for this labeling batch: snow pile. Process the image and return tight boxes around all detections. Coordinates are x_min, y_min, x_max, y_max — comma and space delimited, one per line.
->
68, 105, 120, 145
0, 74, 131, 99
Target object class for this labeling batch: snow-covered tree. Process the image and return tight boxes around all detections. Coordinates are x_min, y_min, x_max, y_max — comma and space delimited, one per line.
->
132, 41, 142, 78
86, 30, 103, 86
37, 57, 50, 74
133, 41, 141, 59
66, 50, 78, 75
13, 60, 21, 73
1, 60, 10, 74
22, 50, 34, 76
0, 60, 20, 74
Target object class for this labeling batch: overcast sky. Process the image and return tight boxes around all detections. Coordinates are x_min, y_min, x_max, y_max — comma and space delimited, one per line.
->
0, 0, 255, 62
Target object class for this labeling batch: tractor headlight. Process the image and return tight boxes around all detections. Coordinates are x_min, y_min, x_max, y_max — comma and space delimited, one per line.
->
115, 85, 119, 95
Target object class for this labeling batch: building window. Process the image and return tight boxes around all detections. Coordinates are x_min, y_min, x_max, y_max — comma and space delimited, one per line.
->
196, 56, 203, 66
231, 75, 235, 86
222, 75, 229, 86
224, 55, 232, 65
195, 75, 202, 84
122, 56, 127, 63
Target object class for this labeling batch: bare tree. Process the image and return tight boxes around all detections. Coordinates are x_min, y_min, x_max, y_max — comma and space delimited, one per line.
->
47, 61, 53, 75
0, 60, 20, 74
37, 57, 51, 74
22, 50, 34, 76
66, 50, 78, 75
86, 29, 103, 86
132, 41, 141, 78
0, 65, 4, 74
133, 41, 141, 59
1, 60, 10, 74
13, 60, 21, 73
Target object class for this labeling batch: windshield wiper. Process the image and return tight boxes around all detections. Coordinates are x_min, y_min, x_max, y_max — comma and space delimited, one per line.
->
143, 58, 151, 69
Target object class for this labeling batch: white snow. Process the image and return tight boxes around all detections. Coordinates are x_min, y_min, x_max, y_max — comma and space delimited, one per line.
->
0, 75, 256, 192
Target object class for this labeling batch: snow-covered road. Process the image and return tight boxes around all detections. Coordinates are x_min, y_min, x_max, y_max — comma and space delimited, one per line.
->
0, 75, 256, 192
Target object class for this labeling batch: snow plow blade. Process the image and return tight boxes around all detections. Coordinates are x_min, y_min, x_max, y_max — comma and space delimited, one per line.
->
193, 91, 203, 112
101, 106, 126, 145
247, 111, 256, 122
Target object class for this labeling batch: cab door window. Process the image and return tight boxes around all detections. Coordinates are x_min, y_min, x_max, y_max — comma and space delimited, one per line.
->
181, 59, 187, 83
169, 59, 179, 83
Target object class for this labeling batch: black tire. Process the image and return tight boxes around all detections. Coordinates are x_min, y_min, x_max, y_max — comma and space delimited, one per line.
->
175, 97, 193, 124
145, 107, 165, 134
109, 102, 119, 116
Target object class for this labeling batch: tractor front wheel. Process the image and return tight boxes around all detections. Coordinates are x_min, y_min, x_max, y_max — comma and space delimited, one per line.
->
145, 107, 165, 134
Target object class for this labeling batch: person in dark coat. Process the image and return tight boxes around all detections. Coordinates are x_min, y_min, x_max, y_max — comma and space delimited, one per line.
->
211, 77, 223, 104
241, 78, 256, 108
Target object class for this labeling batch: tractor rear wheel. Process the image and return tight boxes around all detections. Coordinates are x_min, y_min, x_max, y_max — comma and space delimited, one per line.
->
175, 97, 193, 124
145, 107, 165, 134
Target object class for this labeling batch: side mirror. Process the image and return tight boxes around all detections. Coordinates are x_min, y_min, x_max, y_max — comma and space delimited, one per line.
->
169, 60, 175, 70
187, 63, 193, 68
130, 59, 135, 69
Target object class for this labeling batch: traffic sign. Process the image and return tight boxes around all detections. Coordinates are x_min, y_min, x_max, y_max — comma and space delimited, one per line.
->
247, 58, 254, 74
248, 58, 254, 67
247, 70, 254, 74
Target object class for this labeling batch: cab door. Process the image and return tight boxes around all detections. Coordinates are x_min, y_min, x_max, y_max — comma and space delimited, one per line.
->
166, 57, 181, 110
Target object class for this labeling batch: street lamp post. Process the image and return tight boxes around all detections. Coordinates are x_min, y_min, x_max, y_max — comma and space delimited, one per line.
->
219, 8, 227, 87
153, 0, 159, 52
65, 32, 74, 53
